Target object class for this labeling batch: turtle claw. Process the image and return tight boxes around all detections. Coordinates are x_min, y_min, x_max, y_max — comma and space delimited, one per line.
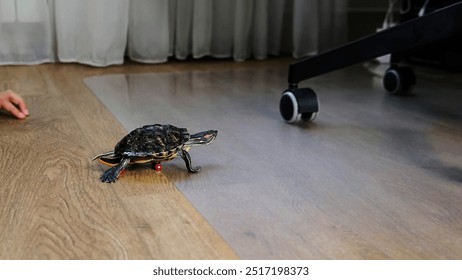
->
100, 168, 119, 183
189, 166, 202, 173
99, 158, 130, 183
179, 149, 202, 173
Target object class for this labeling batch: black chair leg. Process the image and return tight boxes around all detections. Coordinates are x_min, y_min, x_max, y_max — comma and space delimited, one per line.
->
280, 2, 462, 123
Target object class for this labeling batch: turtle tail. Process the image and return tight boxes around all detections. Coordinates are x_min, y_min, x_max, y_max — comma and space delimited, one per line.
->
92, 151, 124, 167
92, 151, 115, 161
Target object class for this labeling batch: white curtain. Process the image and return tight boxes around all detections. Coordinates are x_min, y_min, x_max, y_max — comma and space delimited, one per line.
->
0, 0, 348, 67
0, 0, 53, 64
293, 0, 348, 57
54, 0, 129, 66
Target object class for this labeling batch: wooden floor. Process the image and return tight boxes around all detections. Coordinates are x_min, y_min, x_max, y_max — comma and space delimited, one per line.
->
1, 58, 462, 259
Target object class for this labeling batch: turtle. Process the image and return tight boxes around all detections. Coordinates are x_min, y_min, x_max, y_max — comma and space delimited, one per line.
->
92, 124, 218, 183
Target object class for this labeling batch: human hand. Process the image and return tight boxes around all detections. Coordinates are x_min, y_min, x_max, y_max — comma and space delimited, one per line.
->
0, 90, 30, 119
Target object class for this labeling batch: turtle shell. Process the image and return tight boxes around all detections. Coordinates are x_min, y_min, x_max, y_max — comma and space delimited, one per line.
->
114, 124, 190, 160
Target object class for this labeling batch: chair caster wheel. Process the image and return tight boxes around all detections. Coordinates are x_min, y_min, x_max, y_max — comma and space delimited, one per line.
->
383, 66, 416, 95
279, 88, 319, 124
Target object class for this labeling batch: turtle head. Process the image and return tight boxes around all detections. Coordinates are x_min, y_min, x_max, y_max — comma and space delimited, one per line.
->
186, 130, 218, 146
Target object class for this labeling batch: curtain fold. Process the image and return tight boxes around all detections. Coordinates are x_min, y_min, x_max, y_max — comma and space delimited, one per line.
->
192, 0, 213, 59
55, 0, 129, 66
0, 0, 348, 66
128, 0, 170, 63
0, 0, 53, 64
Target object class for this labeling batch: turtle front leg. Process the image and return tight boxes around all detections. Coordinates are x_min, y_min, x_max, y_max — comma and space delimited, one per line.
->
179, 149, 202, 173
100, 157, 131, 183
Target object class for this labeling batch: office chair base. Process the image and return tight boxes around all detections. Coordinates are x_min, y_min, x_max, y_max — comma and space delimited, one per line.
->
281, 3, 462, 123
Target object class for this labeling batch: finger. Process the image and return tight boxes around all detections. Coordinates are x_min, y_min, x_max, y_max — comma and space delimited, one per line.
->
2, 101, 26, 119
8, 92, 29, 116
